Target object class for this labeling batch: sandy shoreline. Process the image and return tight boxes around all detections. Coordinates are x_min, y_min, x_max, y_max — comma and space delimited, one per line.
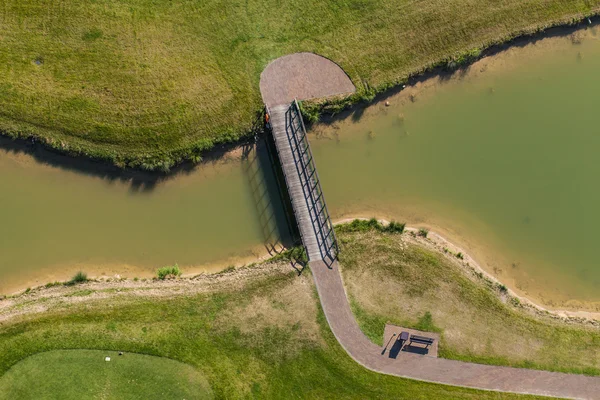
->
3, 216, 599, 324
0, 262, 294, 324
335, 217, 600, 322
0, 244, 277, 298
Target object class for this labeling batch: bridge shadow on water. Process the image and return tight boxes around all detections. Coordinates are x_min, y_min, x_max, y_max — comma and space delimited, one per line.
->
241, 132, 303, 271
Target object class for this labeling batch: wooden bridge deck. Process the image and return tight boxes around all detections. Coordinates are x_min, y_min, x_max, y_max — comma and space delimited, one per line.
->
269, 102, 337, 263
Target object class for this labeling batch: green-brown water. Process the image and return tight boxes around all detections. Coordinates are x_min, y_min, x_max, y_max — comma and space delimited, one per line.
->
311, 29, 600, 309
0, 140, 292, 293
1, 28, 599, 310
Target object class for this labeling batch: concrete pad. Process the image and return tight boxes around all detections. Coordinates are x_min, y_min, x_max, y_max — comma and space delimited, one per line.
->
382, 324, 440, 358
260, 53, 355, 107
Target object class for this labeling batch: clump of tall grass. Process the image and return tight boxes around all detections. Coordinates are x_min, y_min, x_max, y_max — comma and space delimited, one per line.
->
67, 271, 88, 286
269, 246, 308, 264
417, 228, 429, 238
298, 101, 321, 124
337, 219, 405, 234
384, 221, 406, 234
220, 265, 236, 274
157, 264, 182, 280
414, 311, 440, 333
337, 218, 380, 233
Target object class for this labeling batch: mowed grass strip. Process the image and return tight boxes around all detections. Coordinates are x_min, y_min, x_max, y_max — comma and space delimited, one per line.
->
0, 270, 543, 399
337, 228, 600, 375
0, 350, 212, 400
1, 0, 599, 168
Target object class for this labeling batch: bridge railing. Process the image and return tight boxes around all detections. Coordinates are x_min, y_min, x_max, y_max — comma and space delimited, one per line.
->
284, 99, 338, 263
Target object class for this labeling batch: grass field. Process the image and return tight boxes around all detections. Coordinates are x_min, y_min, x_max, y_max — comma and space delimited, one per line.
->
0, 265, 544, 399
337, 226, 600, 375
1, 1, 599, 168
0, 350, 212, 400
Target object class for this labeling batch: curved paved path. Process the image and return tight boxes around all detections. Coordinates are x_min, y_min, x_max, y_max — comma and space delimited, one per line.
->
259, 52, 600, 399
311, 260, 600, 400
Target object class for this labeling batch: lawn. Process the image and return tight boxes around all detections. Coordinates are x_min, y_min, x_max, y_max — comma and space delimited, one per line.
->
336, 224, 600, 375
0, 265, 543, 399
0, 350, 212, 400
1, 0, 599, 168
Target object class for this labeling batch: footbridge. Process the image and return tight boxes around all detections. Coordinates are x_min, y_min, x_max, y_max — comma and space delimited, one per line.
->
260, 52, 356, 263
267, 100, 337, 263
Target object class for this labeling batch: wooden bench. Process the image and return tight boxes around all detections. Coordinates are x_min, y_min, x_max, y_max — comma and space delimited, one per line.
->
409, 335, 434, 348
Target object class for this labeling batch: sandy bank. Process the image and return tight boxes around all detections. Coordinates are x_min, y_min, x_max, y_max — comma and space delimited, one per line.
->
335, 217, 600, 323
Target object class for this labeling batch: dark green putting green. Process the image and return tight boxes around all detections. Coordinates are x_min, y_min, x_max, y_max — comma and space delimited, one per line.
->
0, 350, 212, 400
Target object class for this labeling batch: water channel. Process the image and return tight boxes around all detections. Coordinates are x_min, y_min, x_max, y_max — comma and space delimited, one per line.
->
1, 27, 599, 311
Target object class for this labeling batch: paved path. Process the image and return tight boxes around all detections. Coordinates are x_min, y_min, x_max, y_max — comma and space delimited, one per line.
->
310, 260, 600, 399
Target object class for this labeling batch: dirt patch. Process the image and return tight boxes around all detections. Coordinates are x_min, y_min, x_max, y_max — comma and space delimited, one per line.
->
216, 273, 322, 345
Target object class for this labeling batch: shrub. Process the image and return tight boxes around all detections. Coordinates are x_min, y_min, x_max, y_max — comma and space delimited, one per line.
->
417, 228, 429, 238
67, 271, 88, 286
456, 252, 464, 260
157, 264, 182, 280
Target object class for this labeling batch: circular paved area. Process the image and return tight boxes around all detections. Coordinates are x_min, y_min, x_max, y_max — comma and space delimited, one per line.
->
260, 52, 356, 107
